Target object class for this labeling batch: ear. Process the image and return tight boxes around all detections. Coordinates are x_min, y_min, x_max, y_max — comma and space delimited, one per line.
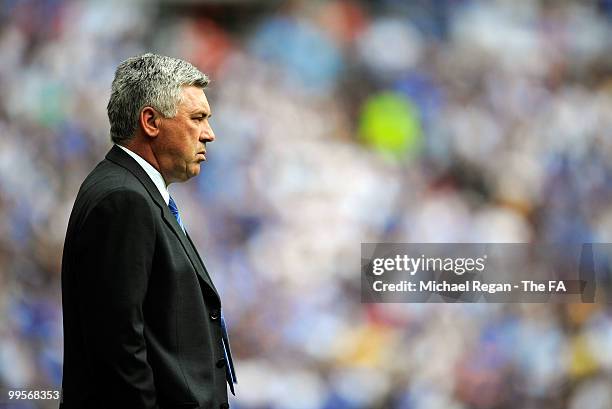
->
139, 106, 161, 138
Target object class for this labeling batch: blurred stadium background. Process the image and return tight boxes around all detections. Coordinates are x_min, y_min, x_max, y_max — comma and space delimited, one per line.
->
2, 0, 612, 408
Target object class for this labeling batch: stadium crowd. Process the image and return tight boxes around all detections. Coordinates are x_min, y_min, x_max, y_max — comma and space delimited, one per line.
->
1, 0, 612, 408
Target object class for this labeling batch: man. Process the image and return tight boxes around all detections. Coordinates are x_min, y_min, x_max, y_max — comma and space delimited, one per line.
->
60, 53, 236, 409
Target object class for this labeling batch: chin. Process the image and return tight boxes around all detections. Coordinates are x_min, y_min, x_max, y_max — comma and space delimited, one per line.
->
190, 165, 201, 177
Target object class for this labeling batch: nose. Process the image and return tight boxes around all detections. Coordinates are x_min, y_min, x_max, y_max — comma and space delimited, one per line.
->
201, 120, 215, 143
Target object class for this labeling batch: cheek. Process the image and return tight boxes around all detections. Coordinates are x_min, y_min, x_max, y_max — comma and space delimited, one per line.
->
188, 124, 200, 144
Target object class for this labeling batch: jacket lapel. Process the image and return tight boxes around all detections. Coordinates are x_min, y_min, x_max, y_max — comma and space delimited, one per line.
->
185, 231, 214, 281
106, 145, 220, 301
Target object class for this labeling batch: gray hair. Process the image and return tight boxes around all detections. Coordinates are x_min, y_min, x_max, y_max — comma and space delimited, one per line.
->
107, 53, 209, 144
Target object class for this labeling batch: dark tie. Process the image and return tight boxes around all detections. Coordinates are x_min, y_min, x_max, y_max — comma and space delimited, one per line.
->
168, 196, 186, 234
167, 196, 238, 393
221, 313, 238, 394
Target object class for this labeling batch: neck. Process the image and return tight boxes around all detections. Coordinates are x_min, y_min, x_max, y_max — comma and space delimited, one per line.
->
119, 139, 169, 186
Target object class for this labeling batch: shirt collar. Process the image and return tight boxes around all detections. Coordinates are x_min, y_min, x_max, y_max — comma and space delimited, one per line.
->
116, 144, 170, 205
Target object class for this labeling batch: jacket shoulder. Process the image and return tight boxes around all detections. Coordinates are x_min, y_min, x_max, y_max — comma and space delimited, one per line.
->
78, 159, 149, 204
68, 159, 154, 230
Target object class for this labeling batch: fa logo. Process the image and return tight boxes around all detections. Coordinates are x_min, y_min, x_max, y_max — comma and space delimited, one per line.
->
548, 281, 566, 292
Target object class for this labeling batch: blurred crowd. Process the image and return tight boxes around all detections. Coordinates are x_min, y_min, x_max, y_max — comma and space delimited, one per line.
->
2, 0, 612, 408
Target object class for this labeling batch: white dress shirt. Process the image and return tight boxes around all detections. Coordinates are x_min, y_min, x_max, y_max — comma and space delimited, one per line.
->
116, 144, 170, 205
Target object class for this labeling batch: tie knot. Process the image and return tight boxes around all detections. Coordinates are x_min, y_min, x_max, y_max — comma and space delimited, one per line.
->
168, 196, 185, 233
168, 196, 179, 215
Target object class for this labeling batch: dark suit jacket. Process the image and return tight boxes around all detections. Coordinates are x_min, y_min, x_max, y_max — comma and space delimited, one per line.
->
60, 145, 231, 409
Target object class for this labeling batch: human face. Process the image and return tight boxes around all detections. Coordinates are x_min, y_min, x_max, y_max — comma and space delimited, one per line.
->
154, 86, 215, 185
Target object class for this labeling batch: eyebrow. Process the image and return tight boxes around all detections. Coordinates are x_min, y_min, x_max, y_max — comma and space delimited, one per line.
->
190, 110, 212, 118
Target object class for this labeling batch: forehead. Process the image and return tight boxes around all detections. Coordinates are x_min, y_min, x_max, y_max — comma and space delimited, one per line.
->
178, 85, 210, 113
